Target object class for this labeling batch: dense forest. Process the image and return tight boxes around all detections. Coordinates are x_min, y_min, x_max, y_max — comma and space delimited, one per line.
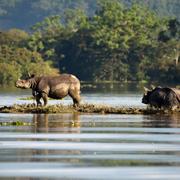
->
0, 0, 179, 85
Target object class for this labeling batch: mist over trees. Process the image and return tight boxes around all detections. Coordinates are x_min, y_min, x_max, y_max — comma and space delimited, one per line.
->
0, 0, 179, 85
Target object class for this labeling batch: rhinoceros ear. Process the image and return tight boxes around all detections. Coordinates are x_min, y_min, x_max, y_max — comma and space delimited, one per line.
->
28, 72, 31, 78
144, 87, 150, 94
150, 85, 156, 90
28, 72, 35, 78
30, 74, 35, 78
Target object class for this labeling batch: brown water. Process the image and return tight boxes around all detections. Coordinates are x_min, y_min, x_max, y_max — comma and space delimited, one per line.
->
0, 84, 180, 180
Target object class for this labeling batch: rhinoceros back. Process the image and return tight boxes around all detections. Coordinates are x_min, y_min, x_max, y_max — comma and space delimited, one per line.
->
170, 88, 180, 103
37, 74, 80, 99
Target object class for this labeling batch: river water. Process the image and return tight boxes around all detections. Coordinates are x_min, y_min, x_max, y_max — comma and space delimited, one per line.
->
0, 84, 180, 180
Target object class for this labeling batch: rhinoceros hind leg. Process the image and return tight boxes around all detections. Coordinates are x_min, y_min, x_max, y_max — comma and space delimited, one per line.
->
69, 90, 81, 107
171, 105, 177, 111
73, 97, 81, 107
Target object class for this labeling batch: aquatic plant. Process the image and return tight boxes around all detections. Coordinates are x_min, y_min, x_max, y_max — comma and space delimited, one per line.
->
0, 121, 32, 126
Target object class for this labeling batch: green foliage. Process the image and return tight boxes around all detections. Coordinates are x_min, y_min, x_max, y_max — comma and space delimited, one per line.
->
0, 45, 58, 82
27, 16, 64, 63
127, 0, 180, 20
0, 62, 21, 85
0, 29, 28, 46
0, 28, 59, 85
63, 8, 89, 30
0, 0, 179, 29
57, 0, 178, 82
0, 0, 179, 85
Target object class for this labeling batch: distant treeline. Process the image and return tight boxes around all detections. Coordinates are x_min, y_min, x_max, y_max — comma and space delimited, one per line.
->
0, 0, 179, 85
0, 0, 179, 29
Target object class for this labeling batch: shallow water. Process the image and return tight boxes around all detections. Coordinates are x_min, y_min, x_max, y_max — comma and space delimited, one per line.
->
0, 84, 180, 179
0, 83, 144, 107
0, 113, 180, 180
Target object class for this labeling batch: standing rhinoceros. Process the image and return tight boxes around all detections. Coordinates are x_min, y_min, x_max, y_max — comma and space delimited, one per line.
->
16, 74, 81, 106
142, 86, 180, 110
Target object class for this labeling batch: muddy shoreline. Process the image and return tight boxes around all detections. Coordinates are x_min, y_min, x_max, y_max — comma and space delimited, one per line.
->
0, 104, 179, 115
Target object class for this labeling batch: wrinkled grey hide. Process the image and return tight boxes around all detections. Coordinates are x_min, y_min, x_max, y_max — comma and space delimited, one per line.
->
142, 86, 180, 110
16, 74, 81, 106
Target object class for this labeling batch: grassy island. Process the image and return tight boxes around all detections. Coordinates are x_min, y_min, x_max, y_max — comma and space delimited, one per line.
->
0, 104, 179, 115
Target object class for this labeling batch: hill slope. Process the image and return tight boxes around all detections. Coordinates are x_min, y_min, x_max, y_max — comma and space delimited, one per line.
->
0, 0, 179, 30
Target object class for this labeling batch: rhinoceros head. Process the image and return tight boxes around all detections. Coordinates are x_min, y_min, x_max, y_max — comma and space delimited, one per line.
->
15, 79, 31, 89
142, 87, 152, 104
142, 86, 162, 104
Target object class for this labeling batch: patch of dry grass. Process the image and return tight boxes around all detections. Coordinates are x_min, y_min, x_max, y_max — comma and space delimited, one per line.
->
0, 103, 179, 114
0, 104, 76, 113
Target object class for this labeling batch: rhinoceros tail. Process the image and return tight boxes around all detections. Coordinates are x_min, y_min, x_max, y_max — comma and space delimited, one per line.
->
177, 92, 180, 103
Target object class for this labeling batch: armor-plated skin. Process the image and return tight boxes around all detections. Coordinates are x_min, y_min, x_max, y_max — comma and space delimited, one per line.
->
142, 87, 180, 110
16, 74, 81, 106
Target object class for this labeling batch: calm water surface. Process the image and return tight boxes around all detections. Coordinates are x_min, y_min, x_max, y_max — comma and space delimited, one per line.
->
0, 83, 143, 107
0, 84, 180, 180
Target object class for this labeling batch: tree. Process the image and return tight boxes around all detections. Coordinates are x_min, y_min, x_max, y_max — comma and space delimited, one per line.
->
0, 29, 28, 46
0, 45, 58, 85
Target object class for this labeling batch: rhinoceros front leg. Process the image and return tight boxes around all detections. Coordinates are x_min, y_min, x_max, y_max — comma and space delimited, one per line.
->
32, 90, 42, 106
41, 92, 48, 106
35, 93, 42, 106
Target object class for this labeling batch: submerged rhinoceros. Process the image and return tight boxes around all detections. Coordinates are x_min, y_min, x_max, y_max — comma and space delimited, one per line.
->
16, 74, 81, 106
142, 86, 180, 110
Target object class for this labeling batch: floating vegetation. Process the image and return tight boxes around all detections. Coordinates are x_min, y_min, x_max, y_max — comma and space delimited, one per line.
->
0, 121, 32, 126
0, 104, 179, 114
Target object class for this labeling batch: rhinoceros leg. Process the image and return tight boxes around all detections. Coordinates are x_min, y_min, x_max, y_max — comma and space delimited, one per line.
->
171, 105, 178, 111
69, 90, 81, 107
41, 93, 48, 106
35, 94, 42, 106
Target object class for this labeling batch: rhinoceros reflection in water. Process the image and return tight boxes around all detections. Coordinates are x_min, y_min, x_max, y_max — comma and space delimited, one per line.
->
15, 74, 81, 106
142, 86, 180, 110
33, 113, 80, 133
143, 113, 180, 128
